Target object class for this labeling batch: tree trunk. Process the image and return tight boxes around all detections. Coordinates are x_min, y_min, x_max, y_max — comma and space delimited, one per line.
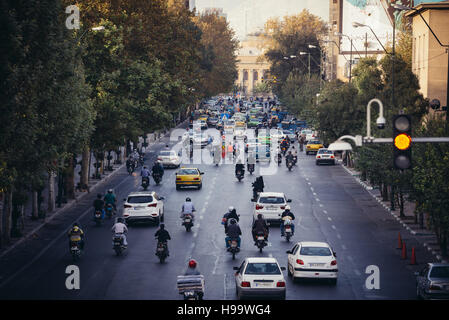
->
0, 192, 3, 248
81, 146, 90, 187
31, 191, 38, 219
48, 171, 55, 213
65, 157, 75, 199
399, 189, 405, 217
382, 183, 389, 201
3, 191, 12, 245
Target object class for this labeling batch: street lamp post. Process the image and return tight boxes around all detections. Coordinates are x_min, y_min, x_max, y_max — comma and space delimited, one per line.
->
299, 52, 310, 79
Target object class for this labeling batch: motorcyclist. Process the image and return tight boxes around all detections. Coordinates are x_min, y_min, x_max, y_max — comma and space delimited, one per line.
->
155, 223, 171, 255
141, 165, 151, 185
280, 139, 289, 152
185, 259, 201, 275
93, 193, 105, 219
280, 205, 296, 236
251, 176, 264, 201
235, 159, 245, 176
285, 151, 294, 166
152, 160, 164, 178
68, 223, 84, 250
104, 189, 117, 211
111, 217, 128, 246
225, 218, 242, 249
222, 206, 239, 233
291, 146, 298, 164
251, 214, 269, 244
181, 197, 196, 220
126, 157, 135, 173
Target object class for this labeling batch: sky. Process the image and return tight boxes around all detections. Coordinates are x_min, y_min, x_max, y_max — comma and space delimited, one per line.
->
194, 0, 329, 40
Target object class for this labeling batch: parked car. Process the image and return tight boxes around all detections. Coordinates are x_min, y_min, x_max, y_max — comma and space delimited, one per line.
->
415, 263, 449, 300
234, 257, 286, 300
123, 191, 165, 226
286, 241, 338, 284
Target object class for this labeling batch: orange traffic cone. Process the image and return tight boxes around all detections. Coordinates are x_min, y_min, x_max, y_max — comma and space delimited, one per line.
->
397, 232, 403, 249
410, 247, 417, 265
401, 241, 407, 260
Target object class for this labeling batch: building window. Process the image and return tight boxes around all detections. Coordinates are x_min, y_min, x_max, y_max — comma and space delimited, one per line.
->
253, 71, 258, 81
243, 70, 248, 81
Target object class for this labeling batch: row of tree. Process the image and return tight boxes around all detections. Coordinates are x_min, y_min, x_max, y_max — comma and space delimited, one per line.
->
262, 10, 449, 256
0, 0, 238, 247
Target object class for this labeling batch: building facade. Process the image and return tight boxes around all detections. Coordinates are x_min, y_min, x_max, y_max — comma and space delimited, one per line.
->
235, 35, 271, 96
406, 1, 449, 108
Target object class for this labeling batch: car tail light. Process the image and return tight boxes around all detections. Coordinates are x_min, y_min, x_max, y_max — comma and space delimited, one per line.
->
331, 260, 337, 266
193, 178, 199, 180
124, 204, 132, 208
256, 204, 263, 210
330, 155, 334, 159
147, 203, 157, 207
176, 178, 181, 181
296, 259, 304, 265
317, 155, 321, 158
241, 281, 251, 287
157, 157, 162, 161
280, 206, 285, 210
276, 281, 285, 287
123, 214, 129, 217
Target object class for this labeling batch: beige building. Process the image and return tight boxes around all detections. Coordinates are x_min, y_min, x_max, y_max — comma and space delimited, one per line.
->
235, 35, 271, 96
406, 1, 449, 109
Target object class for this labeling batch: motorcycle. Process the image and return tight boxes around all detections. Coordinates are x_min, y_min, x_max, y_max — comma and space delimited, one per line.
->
247, 163, 255, 175
255, 232, 267, 253
105, 203, 114, 219
293, 155, 298, 165
213, 152, 220, 166
141, 176, 150, 190
281, 146, 287, 156
182, 214, 194, 232
139, 155, 145, 167
113, 233, 126, 256
277, 153, 282, 166
282, 219, 293, 242
227, 238, 240, 260
236, 170, 244, 182
287, 160, 293, 171
152, 172, 162, 185
177, 275, 205, 300
94, 210, 103, 226
127, 165, 134, 175
70, 241, 81, 261
156, 241, 169, 263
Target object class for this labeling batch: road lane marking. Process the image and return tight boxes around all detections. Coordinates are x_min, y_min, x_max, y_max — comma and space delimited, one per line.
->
328, 217, 332, 221
331, 225, 336, 230
336, 234, 341, 239
316, 198, 320, 202
319, 204, 323, 207
313, 192, 317, 196
323, 210, 328, 214
310, 187, 314, 191
354, 269, 361, 276
342, 244, 347, 250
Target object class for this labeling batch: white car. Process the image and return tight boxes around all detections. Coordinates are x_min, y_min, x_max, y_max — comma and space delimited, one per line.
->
193, 132, 209, 148
123, 191, 165, 226
270, 129, 285, 143
157, 150, 181, 168
234, 257, 286, 300
253, 192, 292, 224
316, 148, 335, 165
286, 241, 338, 284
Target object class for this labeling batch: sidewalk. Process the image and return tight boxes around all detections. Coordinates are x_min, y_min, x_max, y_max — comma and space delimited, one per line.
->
0, 127, 175, 258
340, 162, 448, 264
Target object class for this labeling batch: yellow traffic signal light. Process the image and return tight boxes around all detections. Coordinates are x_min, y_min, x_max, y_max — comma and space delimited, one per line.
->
394, 133, 411, 150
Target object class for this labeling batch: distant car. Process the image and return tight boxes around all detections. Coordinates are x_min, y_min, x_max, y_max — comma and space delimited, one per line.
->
415, 263, 449, 300
253, 192, 292, 224
315, 148, 335, 165
157, 150, 181, 168
306, 140, 324, 155
175, 167, 204, 190
207, 117, 219, 127
286, 241, 338, 285
193, 132, 209, 148
270, 129, 285, 142
123, 191, 165, 226
283, 129, 296, 142
234, 257, 286, 300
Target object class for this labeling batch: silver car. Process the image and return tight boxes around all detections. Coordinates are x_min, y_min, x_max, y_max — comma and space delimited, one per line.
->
415, 263, 449, 300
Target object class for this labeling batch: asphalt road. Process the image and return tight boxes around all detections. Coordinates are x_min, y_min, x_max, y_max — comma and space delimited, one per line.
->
0, 129, 437, 300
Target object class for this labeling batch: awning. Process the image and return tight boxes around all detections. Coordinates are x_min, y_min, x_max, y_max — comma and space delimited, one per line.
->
327, 141, 353, 151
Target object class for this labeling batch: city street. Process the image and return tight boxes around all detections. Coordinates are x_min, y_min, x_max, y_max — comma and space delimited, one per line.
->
0, 129, 436, 300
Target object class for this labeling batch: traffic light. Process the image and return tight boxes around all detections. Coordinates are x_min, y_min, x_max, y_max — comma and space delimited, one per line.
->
392, 114, 412, 170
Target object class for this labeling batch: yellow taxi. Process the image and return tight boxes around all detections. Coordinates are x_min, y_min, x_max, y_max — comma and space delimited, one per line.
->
175, 167, 204, 190
198, 115, 208, 122
306, 139, 324, 155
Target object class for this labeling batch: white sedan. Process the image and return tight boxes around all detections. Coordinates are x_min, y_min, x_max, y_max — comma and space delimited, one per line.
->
123, 191, 165, 226
286, 241, 338, 284
253, 192, 292, 224
234, 257, 286, 300
157, 150, 181, 168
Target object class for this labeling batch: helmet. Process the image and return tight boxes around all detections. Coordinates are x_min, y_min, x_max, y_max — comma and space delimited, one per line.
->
230, 218, 236, 224
188, 259, 197, 269
97, 193, 102, 199
285, 205, 291, 211
228, 206, 235, 212
73, 222, 79, 228
108, 189, 113, 193
160, 223, 165, 230
257, 214, 263, 219
144, 166, 147, 169
118, 217, 124, 223
186, 197, 191, 202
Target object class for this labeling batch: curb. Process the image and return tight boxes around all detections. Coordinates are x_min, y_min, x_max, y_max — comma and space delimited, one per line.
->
340, 164, 446, 263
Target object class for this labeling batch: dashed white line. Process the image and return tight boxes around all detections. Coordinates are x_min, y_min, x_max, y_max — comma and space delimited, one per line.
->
323, 210, 328, 214
336, 234, 342, 239
342, 244, 347, 250
319, 204, 323, 207
316, 198, 320, 202
327, 217, 332, 221
354, 269, 361, 276
310, 187, 314, 191
331, 225, 337, 230
313, 192, 317, 196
